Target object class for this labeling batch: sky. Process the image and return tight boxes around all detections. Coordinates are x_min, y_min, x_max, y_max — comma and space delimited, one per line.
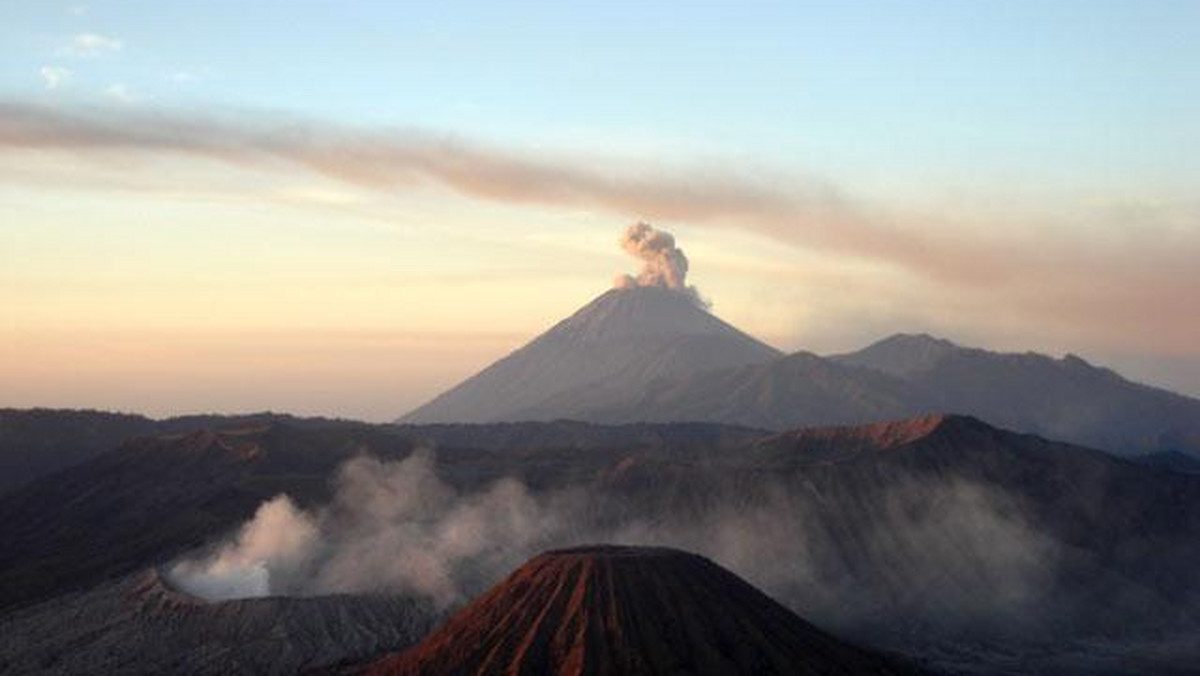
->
1, 1, 1198, 420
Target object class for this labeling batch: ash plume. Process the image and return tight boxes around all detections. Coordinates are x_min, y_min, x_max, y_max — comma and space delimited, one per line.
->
613, 222, 704, 303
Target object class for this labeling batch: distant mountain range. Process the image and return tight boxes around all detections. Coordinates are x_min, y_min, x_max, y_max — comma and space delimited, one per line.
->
400, 287, 1200, 456
0, 409, 156, 495
0, 409, 354, 497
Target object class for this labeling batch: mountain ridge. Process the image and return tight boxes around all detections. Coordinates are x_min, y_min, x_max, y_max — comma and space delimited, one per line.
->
571, 333, 1200, 456
397, 285, 1200, 455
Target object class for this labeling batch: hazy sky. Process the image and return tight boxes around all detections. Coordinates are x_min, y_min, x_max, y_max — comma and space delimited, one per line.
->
2, 1, 1198, 420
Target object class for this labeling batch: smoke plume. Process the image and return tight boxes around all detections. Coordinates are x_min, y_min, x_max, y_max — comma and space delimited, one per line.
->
168, 449, 1072, 644
613, 222, 703, 303
168, 495, 318, 600
169, 451, 577, 607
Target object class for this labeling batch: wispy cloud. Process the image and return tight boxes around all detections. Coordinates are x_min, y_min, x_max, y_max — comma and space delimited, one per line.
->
59, 32, 122, 58
102, 83, 142, 103
68, 4, 89, 17
38, 66, 72, 90
0, 101, 1195, 354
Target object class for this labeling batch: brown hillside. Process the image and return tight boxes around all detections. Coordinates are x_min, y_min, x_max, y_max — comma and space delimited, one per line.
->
361, 545, 917, 676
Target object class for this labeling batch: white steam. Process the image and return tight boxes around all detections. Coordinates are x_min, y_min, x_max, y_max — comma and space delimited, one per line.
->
168, 495, 318, 599
168, 449, 1062, 642
613, 222, 702, 302
169, 451, 573, 607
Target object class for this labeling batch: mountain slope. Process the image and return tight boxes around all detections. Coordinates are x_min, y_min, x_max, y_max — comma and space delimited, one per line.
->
0, 421, 426, 611
833, 334, 1200, 455
1135, 450, 1200, 474
830, 333, 959, 377
596, 414, 1200, 644
0, 569, 438, 675
559, 333, 1200, 456
0, 409, 157, 496
586, 351, 928, 429
399, 286, 781, 423
0, 410, 358, 497
357, 546, 916, 676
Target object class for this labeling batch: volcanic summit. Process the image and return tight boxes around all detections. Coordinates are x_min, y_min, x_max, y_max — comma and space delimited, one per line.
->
358, 545, 917, 676
400, 223, 781, 423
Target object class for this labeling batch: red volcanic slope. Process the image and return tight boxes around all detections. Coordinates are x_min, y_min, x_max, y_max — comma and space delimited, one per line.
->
361, 545, 916, 676
765, 413, 952, 451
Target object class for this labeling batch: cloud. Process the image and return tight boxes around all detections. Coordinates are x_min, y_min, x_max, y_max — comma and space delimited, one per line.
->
38, 66, 72, 90
103, 83, 142, 104
68, 4, 88, 17
0, 101, 1195, 356
0, 103, 851, 241
60, 32, 122, 58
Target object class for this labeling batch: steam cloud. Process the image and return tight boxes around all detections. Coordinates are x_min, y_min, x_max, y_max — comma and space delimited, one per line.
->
169, 496, 317, 599
169, 450, 1066, 642
170, 452, 576, 607
613, 222, 704, 304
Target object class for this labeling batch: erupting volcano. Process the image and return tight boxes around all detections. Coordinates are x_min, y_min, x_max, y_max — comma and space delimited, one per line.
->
400, 223, 781, 424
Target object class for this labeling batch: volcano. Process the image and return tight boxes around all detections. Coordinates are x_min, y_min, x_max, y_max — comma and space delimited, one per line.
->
357, 545, 917, 676
400, 286, 781, 423
0, 568, 438, 675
